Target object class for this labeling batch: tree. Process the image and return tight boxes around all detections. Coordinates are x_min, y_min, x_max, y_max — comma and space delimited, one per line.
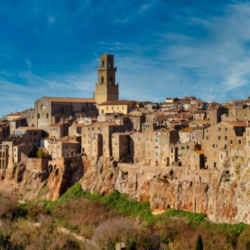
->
195, 235, 203, 250
37, 149, 45, 158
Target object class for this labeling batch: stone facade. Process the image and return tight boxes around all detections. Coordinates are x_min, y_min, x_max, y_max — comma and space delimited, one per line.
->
34, 97, 95, 133
203, 121, 246, 170
130, 132, 146, 163
98, 100, 136, 116
112, 133, 131, 161
94, 54, 119, 105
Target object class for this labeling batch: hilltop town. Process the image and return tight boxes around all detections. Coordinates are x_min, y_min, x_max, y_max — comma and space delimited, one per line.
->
0, 54, 250, 224
0, 54, 248, 174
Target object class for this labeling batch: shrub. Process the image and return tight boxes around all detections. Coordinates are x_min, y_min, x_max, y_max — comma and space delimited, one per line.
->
195, 235, 203, 250
37, 149, 45, 159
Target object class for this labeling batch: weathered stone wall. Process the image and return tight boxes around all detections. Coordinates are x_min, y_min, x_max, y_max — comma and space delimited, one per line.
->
21, 152, 48, 171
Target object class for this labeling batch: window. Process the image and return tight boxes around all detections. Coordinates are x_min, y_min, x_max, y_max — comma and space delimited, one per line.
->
37, 113, 40, 119
221, 154, 223, 159
218, 127, 221, 131
206, 136, 209, 140
212, 144, 217, 148
230, 140, 233, 145
225, 128, 227, 131
239, 140, 241, 145
155, 139, 158, 142
180, 153, 183, 157
187, 146, 189, 150
218, 136, 221, 140
46, 113, 49, 119
181, 146, 185, 150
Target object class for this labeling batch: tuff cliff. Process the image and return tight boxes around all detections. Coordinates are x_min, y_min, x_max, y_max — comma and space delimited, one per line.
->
0, 156, 84, 201
81, 155, 250, 224
0, 154, 249, 225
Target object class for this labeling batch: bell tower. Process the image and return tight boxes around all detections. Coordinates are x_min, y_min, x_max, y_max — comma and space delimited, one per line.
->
94, 54, 119, 105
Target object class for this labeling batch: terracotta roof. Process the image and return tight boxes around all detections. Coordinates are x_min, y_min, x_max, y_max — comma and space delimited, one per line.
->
43, 137, 53, 140
154, 128, 173, 132
195, 120, 213, 125
99, 100, 136, 106
113, 132, 132, 135
60, 140, 80, 144
102, 122, 116, 126
16, 126, 41, 131
222, 121, 247, 127
180, 127, 205, 132
44, 97, 95, 103
6, 112, 21, 116
193, 150, 204, 154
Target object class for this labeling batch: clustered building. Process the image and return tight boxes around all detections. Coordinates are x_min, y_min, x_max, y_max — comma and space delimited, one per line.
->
0, 54, 250, 174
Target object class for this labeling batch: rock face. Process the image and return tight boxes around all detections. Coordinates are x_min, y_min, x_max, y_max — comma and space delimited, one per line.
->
1, 154, 249, 224
81, 156, 250, 224
0, 156, 84, 201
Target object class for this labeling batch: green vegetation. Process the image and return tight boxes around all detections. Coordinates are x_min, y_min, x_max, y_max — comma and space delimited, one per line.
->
164, 209, 206, 227
2, 184, 250, 249
37, 149, 49, 159
157, 178, 169, 184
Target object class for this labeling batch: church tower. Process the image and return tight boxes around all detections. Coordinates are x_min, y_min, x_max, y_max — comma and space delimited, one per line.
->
94, 54, 119, 104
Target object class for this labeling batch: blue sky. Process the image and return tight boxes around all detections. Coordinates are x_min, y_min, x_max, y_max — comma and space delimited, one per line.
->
1, 0, 250, 117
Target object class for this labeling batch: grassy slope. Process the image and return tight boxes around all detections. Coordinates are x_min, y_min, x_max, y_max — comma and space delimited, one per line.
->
1, 183, 250, 249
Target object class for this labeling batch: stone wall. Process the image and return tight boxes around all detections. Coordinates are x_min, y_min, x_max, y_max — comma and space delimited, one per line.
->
21, 152, 48, 171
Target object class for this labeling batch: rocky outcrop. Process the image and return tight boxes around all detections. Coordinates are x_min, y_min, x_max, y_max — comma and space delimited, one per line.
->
81, 155, 250, 224
0, 156, 84, 201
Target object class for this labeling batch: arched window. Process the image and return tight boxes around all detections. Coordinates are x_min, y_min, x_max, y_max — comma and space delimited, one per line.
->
40, 104, 46, 110
37, 113, 40, 119
101, 77, 104, 83
109, 77, 112, 84
109, 61, 112, 68
102, 61, 105, 67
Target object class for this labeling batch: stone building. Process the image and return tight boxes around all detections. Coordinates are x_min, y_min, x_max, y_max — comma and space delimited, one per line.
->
185, 150, 205, 170
205, 105, 228, 124
11, 127, 43, 159
175, 142, 201, 167
5, 112, 22, 121
49, 138, 80, 160
9, 118, 28, 133
112, 133, 131, 161
179, 127, 205, 144
130, 132, 146, 163
94, 54, 119, 105
49, 119, 72, 139
0, 144, 8, 170
203, 121, 247, 170
81, 122, 123, 159
34, 97, 96, 133
98, 100, 136, 115
145, 128, 179, 167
